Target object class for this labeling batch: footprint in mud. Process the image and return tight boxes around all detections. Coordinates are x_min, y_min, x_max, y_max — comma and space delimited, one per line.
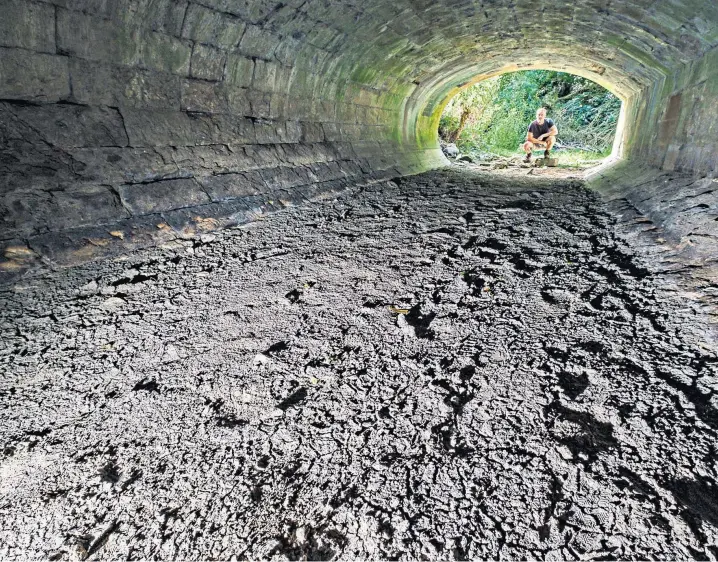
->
667, 477, 718, 528
546, 402, 617, 462
557, 371, 590, 400
277, 387, 308, 411
404, 304, 436, 339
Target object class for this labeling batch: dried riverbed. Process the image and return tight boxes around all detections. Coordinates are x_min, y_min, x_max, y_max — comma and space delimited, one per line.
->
1, 169, 717, 559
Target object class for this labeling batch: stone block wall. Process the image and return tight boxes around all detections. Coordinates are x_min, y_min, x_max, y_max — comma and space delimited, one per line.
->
589, 44, 718, 293
653, 46, 718, 176
0, 0, 437, 256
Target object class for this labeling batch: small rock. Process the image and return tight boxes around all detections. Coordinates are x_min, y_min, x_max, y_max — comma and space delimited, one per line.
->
79, 280, 98, 295
442, 143, 460, 158
253, 353, 270, 365
100, 297, 126, 311
557, 445, 573, 460
163, 345, 181, 363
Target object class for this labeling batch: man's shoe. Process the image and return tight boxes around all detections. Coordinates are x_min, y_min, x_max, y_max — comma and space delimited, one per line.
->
523, 153, 532, 163
544, 149, 551, 158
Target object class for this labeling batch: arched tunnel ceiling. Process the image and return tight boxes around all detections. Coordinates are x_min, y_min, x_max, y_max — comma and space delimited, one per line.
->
294, 0, 717, 94
1, 0, 718, 270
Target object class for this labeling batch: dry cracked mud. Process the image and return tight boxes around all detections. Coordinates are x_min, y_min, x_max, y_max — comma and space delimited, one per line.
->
1, 168, 717, 560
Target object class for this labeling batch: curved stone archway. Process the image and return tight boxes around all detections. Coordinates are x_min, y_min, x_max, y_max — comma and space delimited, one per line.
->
0, 0, 717, 272
400, 59, 629, 160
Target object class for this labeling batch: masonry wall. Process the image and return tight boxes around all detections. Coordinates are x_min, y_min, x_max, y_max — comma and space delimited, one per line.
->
588, 44, 718, 286
0, 0, 441, 252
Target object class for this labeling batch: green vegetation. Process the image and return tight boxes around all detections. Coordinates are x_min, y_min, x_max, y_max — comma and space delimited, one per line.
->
439, 71, 622, 162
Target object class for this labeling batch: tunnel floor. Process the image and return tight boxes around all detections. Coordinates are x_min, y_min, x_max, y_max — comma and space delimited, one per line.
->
2, 169, 718, 560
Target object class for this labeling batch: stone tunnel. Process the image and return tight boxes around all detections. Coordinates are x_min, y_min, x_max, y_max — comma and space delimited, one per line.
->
2, 0, 718, 559
1, 0, 717, 273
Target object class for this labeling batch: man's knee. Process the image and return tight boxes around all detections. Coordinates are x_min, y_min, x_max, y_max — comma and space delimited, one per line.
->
546, 135, 556, 146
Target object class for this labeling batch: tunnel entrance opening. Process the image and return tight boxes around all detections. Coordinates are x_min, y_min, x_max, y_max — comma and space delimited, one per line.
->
436, 70, 624, 176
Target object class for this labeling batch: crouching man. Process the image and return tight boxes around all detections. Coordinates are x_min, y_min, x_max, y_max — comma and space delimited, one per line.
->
523, 107, 558, 163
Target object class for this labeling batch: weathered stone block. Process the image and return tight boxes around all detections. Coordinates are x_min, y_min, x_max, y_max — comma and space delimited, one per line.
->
287, 69, 316, 99
273, 37, 301, 66
273, 64, 293, 95
57, 9, 139, 64
198, 170, 267, 201
322, 122, 341, 142
238, 24, 278, 59
1, 190, 52, 235
58, 10, 191, 75
333, 142, 358, 160
279, 143, 324, 165
69, 59, 181, 110
209, 115, 256, 144
50, 186, 131, 229
242, 144, 282, 169
254, 119, 282, 144
191, 0, 282, 23
138, 31, 192, 75
285, 97, 313, 121
268, 93, 287, 120
0, 48, 70, 101
336, 103, 357, 124
226, 86, 252, 116
199, 145, 261, 171
0, 0, 56, 53
248, 90, 272, 118
181, 3, 245, 49
313, 99, 336, 121
336, 160, 363, 178
154, 145, 239, 176
339, 123, 362, 141
282, 121, 303, 143
300, 121, 325, 143
121, 109, 213, 147
49, 0, 188, 35
132, 0, 188, 36
307, 161, 343, 183
225, 54, 254, 87
119, 178, 210, 214
0, 105, 79, 193
303, 22, 341, 50
9, 104, 129, 149
259, 166, 304, 189
190, 44, 226, 81
252, 60, 278, 92
71, 147, 183, 184
2, 186, 129, 234
181, 79, 229, 113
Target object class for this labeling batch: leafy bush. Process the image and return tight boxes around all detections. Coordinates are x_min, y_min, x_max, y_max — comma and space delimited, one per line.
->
440, 70, 621, 156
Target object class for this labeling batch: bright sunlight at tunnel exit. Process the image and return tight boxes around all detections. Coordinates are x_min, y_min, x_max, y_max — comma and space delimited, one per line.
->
436, 70, 625, 170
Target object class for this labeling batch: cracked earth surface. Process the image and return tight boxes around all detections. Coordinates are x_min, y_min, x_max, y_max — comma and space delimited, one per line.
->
1, 169, 718, 560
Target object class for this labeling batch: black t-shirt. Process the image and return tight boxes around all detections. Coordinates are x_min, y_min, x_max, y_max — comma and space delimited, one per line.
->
528, 118, 555, 139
